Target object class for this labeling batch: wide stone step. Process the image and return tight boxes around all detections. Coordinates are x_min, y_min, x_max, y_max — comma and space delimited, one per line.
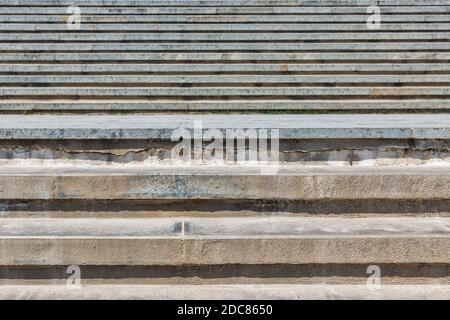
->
2, 52, 447, 62
2, 6, 449, 14
2, 63, 448, 73
0, 114, 448, 139
4, 75, 450, 84
2, 14, 450, 23
1, 217, 449, 265
3, 23, 449, 31
0, 166, 448, 200
2, 100, 449, 112
1, 0, 448, 6
1, 284, 449, 300
4, 43, 449, 52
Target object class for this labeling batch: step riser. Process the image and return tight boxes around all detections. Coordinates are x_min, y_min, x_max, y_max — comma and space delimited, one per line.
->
1, 138, 449, 166
1, 173, 448, 200
2, 237, 449, 265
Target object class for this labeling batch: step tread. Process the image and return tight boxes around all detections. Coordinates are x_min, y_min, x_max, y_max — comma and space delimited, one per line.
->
1, 284, 449, 300
1, 0, 449, 7
1, 217, 449, 238
0, 114, 449, 139
1, 217, 449, 265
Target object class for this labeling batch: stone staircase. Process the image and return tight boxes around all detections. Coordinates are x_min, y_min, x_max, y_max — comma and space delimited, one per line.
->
0, 0, 449, 300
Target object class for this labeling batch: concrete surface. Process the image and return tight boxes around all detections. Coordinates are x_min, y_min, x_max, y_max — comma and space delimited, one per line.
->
0, 115, 450, 139
1, 284, 449, 300
1, 0, 449, 300
0, 165, 449, 200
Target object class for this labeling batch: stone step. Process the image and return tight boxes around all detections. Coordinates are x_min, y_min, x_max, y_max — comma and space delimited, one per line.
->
1, 52, 447, 62
3, 23, 449, 31
1, 100, 449, 112
1, 217, 449, 265
2, 14, 450, 23
6, 87, 450, 98
1, 284, 449, 300
4, 43, 450, 52
1, 0, 448, 6
2, 6, 449, 14
0, 166, 448, 201
0, 114, 448, 139
2, 63, 449, 73
3, 32, 450, 41
4, 75, 450, 84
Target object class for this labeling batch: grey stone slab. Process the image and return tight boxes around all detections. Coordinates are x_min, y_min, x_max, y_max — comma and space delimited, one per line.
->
3, 23, 449, 31
3, 42, 449, 52
1, 100, 448, 111
186, 217, 450, 237
4, 75, 450, 84
1, 284, 449, 300
2, 52, 447, 62
0, 114, 449, 139
0, 0, 448, 6
0, 0, 444, 6
2, 6, 449, 14
1, 14, 449, 23
0, 218, 181, 237
3, 32, 449, 41
3, 63, 449, 73
1, 236, 449, 265
0, 165, 448, 200
3, 87, 450, 97
1, 217, 449, 238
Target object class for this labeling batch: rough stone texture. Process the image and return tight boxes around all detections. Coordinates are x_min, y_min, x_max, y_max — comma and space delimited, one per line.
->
1, 0, 450, 299
1, 0, 450, 113
1, 115, 450, 139
0, 166, 449, 200
1, 217, 449, 266
1, 237, 449, 266
1, 285, 449, 300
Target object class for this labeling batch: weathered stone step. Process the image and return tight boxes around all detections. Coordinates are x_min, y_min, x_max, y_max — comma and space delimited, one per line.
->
1, 0, 448, 6
0, 166, 448, 200
0, 114, 448, 139
4, 23, 449, 31
1, 100, 449, 112
5, 87, 450, 98
2, 52, 446, 62
1, 217, 449, 265
1, 284, 449, 300
3, 63, 449, 73
0, 114, 449, 139
2, 14, 450, 23
2, 6, 449, 14
3, 42, 449, 52
5, 75, 450, 84
0, 63, 450, 73
3, 32, 450, 41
